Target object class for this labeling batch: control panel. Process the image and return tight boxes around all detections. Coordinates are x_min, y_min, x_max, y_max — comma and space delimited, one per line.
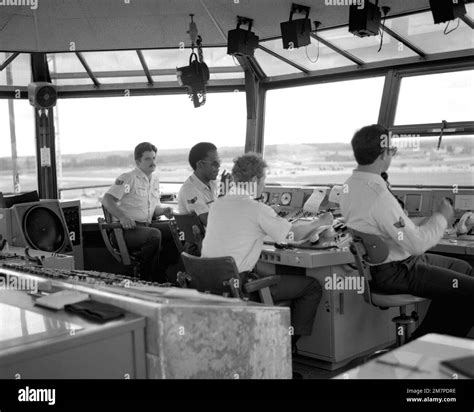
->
392, 188, 474, 220
261, 186, 337, 221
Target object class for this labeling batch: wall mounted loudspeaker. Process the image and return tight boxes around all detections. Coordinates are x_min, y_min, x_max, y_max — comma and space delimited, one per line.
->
28, 82, 57, 109
0, 199, 75, 266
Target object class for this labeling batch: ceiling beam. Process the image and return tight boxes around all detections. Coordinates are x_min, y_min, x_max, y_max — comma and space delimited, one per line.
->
75, 52, 100, 86
136, 50, 154, 85
0, 52, 20, 71
51, 66, 243, 79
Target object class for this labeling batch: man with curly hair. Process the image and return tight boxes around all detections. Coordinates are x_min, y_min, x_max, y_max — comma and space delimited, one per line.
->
202, 152, 323, 352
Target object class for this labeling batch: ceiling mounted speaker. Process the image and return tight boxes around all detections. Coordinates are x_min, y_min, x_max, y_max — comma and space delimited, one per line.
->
28, 82, 57, 109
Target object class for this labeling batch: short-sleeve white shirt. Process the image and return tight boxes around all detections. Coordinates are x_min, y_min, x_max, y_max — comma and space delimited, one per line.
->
106, 167, 161, 223
201, 194, 292, 272
340, 171, 447, 263
177, 173, 218, 216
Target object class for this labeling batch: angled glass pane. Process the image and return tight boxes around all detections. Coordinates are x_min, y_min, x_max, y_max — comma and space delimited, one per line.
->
388, 11, 473, 53
209, 72, 244, 80
47, 53, 86, 74
395, 69, 474, 124
0, 53, 31, 86
254, 49, 302, 77
318, 27, 417, 62
51, 78, 93, 86
97, 76, 148, 84
260, 38, 355, 72
152, 75, 180, 83
81, 51, 142, 72
200, 47, 239, 68
142, 49, 190, 70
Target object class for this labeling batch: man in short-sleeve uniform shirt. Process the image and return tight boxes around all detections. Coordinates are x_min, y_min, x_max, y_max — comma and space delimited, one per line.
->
340, 125, 474, 338
102, 142, 176, 282
202, 153, 323, 351
178, 142, 220, 226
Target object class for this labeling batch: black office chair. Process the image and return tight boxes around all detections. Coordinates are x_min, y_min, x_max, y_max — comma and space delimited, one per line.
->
349, 229, 427, 347
169, 212, 206, 256
179, 252, 282, 304
97, 205, 142, 278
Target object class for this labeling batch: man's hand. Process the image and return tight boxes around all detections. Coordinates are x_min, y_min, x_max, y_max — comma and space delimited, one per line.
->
435, 198, 454, 225
162, 207, 174, 219
219, 170, 232, 196
119, 216, 136, 230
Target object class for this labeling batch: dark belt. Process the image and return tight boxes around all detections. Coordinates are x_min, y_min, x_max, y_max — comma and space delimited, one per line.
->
134, 221, 150, 227
371, 257, 412, 273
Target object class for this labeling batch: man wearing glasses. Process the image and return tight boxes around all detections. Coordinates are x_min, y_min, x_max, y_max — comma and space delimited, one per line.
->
178, 142, 224, 226
340, 124, 474, 338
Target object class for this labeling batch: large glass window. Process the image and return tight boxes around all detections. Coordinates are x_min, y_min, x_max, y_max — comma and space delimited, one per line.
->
55, 92, 246, 217
389, 135, 473, 187
395, 69, 474, 125
0, 99, 36, 194
264, 77, 385, 185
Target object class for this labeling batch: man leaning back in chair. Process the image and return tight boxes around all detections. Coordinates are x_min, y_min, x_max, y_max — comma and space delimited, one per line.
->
102, 142, 178, 283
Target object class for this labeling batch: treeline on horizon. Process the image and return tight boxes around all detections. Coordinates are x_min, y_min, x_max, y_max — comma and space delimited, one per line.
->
0, 138, 471, 172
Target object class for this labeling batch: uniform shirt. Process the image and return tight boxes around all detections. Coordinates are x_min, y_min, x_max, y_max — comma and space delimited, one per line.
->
177, 173, 218, 217
201, 194, 292, 272
340, 171, 447, 263
106, 167, 161, 223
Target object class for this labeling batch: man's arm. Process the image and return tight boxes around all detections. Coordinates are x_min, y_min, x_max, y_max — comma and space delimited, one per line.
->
178, 187, 211, 226
372, 192, 452, 255
102, 193, 136, 230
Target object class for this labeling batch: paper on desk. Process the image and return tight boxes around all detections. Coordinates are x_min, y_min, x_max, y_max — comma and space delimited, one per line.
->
303, 187, 328, 213
35, 290, 90, 310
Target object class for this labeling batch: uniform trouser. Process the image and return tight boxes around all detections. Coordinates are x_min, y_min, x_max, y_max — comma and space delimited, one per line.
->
123, 221, 179, 283
244, 272, 322, 336
370, 253, 474, 339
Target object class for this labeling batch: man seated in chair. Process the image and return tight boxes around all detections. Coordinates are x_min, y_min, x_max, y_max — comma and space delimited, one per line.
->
177, 142, 230, 254
102, 142, 178, 283
340, 124, 474, 339
201, 152, 323, 351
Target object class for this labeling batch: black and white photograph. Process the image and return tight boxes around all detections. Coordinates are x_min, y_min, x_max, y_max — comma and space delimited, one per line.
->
0, 0, 473, 408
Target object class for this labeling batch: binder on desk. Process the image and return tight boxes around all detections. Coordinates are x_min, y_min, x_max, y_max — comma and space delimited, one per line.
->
439, 355, 474, 378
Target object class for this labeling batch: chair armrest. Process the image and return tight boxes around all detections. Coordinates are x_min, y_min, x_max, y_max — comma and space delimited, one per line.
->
244, 276, 279, 293
99, 221, 124, 230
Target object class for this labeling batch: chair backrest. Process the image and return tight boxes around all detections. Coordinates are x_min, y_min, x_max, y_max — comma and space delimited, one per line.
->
98, 204, 133, 266
349, 229, 389, 305
171, 212, 206, 255
181, 252, 243, 298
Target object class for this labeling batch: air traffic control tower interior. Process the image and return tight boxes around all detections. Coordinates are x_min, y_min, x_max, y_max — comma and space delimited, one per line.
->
0, 0, 473, 392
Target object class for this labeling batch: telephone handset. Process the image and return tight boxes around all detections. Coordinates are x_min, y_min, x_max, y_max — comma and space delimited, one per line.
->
283, 215, 350, 250
456, 212, 474, 236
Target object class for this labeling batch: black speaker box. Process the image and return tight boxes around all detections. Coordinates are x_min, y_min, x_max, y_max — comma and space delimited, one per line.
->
227, 28, 260, 57
280, 18, 311, 49
429, 0, 466, 24
349, 2, 381, 37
